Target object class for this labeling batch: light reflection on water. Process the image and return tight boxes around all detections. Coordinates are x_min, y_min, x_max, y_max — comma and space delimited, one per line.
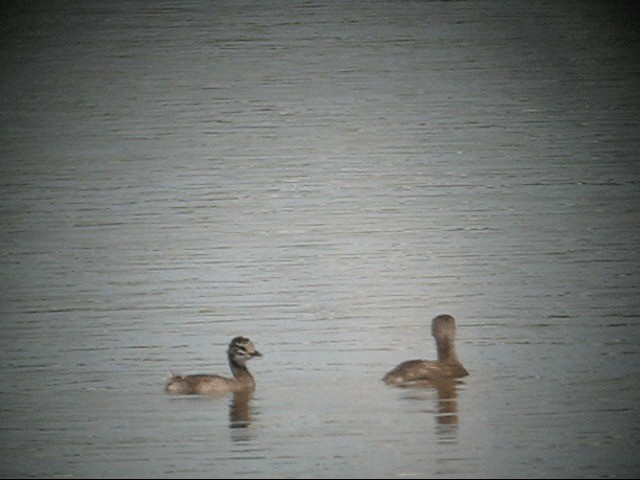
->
1, 0, 639, 478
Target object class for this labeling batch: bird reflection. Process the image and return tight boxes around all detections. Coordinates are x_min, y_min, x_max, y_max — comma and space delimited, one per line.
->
398, 379, 464, 437
228, 388, 254, 429
433, 379, 459, 426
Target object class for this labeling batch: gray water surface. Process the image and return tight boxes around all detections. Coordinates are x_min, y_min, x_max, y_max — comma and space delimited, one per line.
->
1, 1, 639, 478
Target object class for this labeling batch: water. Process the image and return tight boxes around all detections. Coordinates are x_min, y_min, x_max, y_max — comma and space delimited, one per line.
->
1, 1, 639, 478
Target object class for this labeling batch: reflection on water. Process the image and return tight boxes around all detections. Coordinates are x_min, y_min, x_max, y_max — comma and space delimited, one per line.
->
229, 389, 254, 430
434, 381, 459, 429
397, 380, 463, 433
228, 390, 259, 445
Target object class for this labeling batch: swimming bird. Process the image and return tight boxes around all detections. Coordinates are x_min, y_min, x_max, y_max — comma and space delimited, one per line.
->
383, 314, 468, 386
165, 336, 262, 395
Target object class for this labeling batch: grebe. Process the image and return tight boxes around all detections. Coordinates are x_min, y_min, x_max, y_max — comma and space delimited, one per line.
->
165, 336, 262, 395
383, 314, 468, 386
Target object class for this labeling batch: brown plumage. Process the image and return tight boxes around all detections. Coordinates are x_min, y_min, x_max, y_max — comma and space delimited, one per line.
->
165, 336, 262, 395
383, 314, 468, 386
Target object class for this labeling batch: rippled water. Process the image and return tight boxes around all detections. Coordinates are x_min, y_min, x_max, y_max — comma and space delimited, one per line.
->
1, 1, 639, 478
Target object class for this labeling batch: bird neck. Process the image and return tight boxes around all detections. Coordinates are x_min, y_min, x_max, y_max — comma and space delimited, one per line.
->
229, 356, 252, 380
436, 340, 458, 363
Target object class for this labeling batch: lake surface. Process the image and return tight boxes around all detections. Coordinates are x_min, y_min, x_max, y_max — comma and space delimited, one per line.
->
1, 1, 639, 478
